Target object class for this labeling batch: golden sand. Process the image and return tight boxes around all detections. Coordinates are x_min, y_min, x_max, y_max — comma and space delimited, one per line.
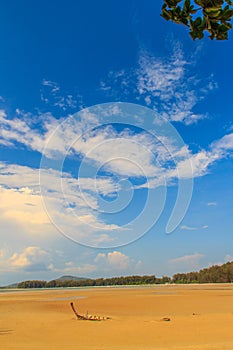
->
1, 284, 233, 349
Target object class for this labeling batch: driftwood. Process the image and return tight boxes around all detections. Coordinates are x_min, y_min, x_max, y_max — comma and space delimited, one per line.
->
70, 302, 105, 321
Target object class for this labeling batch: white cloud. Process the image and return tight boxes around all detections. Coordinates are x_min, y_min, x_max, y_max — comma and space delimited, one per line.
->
169, 253, 204, 270
0, 106, 232, 190
202, 225, 208, 229
0, 246, 94, 277
136, 47, 186, 100
95, 251, 136, 271
1, 107, 232, 187
0, 162, 125, 245
0, 187, 49, 226
166, 133, 233, 180
0, 162, 116, 208
0, 111, 184, 184
0, 110, 48, 153
9, 246, 53, 272
0, 246, 136, 280
55, 262, 97, 275
225, 255, 233, 263
180, 224, 208, 231
4, 249, 142, 277
107, 251, 130, 269
207, 202, 217, 206
0, 106, 232, 247
180, 225, 198, 231
73, 128, 162, 178
41, 79, 84, 111
100, 44, 217, 125
211, 132, 233, 156
77, 177, 118, 197
175, 150, 212, 178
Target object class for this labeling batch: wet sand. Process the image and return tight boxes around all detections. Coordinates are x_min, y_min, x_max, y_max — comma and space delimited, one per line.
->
1, 284, 233, 349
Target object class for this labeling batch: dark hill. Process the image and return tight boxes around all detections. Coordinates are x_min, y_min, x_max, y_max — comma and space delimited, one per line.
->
55, 275, 89, 282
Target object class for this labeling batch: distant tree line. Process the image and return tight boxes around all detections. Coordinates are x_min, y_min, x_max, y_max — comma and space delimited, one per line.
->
17, 261, 233, 288
17, 275, 170, 288
172, 261, 233, 284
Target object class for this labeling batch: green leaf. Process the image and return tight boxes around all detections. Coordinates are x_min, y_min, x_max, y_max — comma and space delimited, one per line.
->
161, 0, 233, 40
161, 9, 173, 21
210, 0, 224, 7
180, 13, 189, 25
216, 30, 228, 39
221, 7, 233, 20
190, 27, 205, 39
164, 0, 182, 8
190, 9, 199, 14
184, 0, 191, 12
205, 8, 222, 17
194, 0, 205, 6
219, 22, 232, 30
195, 17, 202, 25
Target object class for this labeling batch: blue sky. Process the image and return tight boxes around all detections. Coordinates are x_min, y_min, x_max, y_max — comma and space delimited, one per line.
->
0, 0, 233, 285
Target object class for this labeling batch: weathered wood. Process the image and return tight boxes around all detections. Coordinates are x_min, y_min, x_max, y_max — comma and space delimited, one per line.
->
70, 302, 102, 321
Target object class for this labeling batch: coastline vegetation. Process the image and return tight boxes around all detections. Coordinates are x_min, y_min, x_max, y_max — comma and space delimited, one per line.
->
17, 261, 233, 288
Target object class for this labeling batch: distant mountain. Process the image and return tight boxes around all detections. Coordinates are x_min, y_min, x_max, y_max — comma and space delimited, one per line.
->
1, 282, 18, 288
8, 282, 19, 288
54, 275, 89, 282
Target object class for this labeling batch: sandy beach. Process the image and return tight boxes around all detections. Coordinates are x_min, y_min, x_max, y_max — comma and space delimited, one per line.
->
1, 284, 233, 350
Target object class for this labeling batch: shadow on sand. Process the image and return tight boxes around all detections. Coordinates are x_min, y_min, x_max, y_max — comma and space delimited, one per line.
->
0, 329, 13, 335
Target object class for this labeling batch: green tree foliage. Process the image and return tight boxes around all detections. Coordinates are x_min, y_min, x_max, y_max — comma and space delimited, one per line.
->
172, 261, 233, 283
17, 280, 47, 288
161, 0, 233, 40
18, 275, 171, 288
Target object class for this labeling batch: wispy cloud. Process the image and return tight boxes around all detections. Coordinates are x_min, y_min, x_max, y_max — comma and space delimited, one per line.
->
0, 104, 232, 247
100, 44, 217, 125
41, 79, 84, 111
136, 131, 233, 190
168, 132, 233, 179
0, 109, 233, 185
54, 261, 97, 275
180, 225, 198, 231
202, 225, 208, 229
180, 224, 208, 231
210, 132, 233, 155
207, 202, 217, 206
169, 253, 204, 270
